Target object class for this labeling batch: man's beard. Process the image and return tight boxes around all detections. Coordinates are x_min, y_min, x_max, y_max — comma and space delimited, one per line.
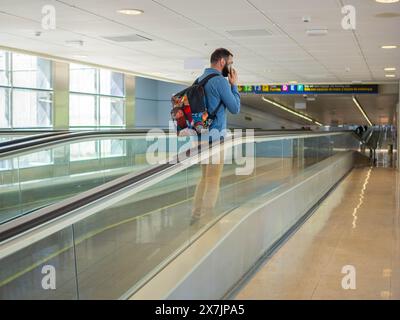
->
222, 64, 230, 77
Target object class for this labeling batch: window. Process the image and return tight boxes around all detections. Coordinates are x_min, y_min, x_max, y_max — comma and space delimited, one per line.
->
69, 64, 125, 128
69, 94, 96, 126
0, 51, 10, 86
12, 54, 52, 89
70, 64, 96, 94
99, 97, 124, 126
99, 69, 124, 96
0, 51, 53, 129
0, 88, 10, 128
12, 89, 52, 128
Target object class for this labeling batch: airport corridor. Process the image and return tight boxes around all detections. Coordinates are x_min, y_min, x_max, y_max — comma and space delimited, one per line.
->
234, 165, 400, 300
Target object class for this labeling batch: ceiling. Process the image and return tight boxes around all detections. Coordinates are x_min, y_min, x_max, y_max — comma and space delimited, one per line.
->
0, 0, 399, 84
241, 83, 399, 126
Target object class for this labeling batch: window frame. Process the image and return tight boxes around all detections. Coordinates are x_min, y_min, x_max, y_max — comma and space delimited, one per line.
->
0, 51, 54, 129
69, 65, 126, 129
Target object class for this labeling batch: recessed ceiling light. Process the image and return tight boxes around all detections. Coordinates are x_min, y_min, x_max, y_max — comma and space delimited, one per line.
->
72, 55, 88, 59
65, 40, 84, 47
149, 72, 165, 76
375, 12, 400, 18
117, 9, 144, 15
103, 34, 152, 42
226, 29, 272, 37
384, 67, 396, 71
376, 0, 399, 3
385, 74, 396, 77
306, 28, 328, 36
381, 45, 397, 49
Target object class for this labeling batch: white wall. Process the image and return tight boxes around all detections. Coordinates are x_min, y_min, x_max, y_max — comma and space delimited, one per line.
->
228, 104, 302, 130
135, 77, 186, 128
135, 77, 301, 130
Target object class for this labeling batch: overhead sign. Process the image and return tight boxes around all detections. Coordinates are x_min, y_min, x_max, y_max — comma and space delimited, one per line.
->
238, 84, 379, 94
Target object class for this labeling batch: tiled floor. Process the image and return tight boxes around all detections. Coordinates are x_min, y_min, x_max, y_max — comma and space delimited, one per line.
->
235, 165, 400, 300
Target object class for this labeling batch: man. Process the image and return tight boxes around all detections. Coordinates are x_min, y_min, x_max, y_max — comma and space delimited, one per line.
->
191, 48, 241, 225
196, 48, 241, 142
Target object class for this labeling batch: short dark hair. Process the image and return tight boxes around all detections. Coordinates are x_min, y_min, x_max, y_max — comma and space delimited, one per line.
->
210, 48, 233, 64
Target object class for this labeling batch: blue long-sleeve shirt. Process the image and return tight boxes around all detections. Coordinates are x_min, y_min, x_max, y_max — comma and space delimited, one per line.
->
197, 68, 241, 141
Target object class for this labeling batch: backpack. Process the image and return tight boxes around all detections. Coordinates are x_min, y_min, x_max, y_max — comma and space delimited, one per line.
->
171, 73, 224, 136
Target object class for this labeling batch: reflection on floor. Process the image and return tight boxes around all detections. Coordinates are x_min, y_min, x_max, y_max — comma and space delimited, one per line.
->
235, 166, 400, 300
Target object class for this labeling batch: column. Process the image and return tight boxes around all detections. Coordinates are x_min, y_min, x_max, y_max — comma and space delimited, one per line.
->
52, 61, 69, 129
125, 74, 136, 129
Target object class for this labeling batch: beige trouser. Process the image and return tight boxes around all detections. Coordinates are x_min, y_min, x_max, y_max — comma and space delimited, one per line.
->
191, 143, 224, 219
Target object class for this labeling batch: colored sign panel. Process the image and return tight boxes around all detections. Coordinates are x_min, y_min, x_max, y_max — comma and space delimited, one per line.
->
237, 84, 378, 94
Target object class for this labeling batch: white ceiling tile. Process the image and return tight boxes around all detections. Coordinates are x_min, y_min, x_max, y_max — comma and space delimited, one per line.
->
0, 0, 398, 84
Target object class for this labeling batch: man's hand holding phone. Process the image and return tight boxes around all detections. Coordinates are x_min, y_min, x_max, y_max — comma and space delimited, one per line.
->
228, 67, 238, 86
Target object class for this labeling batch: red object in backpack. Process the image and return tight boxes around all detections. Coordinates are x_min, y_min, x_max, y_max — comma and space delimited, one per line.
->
174, 109, 187, 129
183, 104, 193, 124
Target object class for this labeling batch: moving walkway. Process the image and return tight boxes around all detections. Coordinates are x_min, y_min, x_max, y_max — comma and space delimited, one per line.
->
0, 129, 156, 156
0, 131, 65, 149
0, 129, 326, 226
0, 130, 181, 224
0, 130, 362, 300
